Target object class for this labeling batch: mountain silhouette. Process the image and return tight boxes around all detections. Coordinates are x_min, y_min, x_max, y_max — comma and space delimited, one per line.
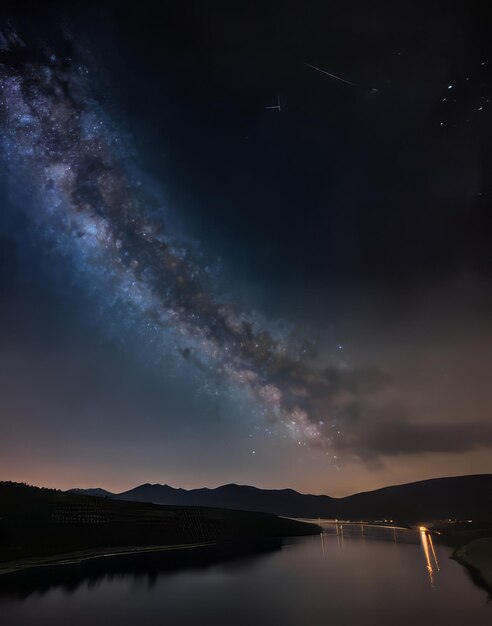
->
69, 474, 492, 522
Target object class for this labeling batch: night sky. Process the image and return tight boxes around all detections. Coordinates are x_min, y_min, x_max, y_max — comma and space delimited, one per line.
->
0, 1, 491, 496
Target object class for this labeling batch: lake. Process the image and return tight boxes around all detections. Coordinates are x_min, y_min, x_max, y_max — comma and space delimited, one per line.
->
0, 524, 490, 625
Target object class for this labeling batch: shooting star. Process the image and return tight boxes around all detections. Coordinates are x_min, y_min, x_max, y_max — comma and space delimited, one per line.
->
265, 95, 281, 111
305, 63, 355, 86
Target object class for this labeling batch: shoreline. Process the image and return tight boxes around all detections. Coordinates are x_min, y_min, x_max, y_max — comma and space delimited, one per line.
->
451, 538, 492, 595
0, 542, 217, 578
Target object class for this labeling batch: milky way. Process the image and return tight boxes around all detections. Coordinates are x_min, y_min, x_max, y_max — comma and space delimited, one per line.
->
0, 29, 339, 447
2, 20, 492, 475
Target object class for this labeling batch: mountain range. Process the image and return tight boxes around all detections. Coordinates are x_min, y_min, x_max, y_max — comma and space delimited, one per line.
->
69, 474, 492, 522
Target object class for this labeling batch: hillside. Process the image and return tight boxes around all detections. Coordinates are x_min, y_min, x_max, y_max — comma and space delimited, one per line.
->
70, 474, 492, 522
0, 482, 320, 570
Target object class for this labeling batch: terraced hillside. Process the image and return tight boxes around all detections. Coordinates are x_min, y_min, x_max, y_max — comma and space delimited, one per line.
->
0, 482, 320, 566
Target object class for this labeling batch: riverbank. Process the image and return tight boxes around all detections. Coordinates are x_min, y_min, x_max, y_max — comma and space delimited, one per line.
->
0, 541, 217, 577
452, 538, 492, 594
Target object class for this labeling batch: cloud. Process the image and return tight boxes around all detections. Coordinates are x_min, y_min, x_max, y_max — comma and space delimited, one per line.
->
281, 363, 492, 461
333, 410, 492, 460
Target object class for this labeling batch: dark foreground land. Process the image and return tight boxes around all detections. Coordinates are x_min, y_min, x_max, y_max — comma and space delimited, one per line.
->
0, 482, 320, 576
451, 538, 492, 595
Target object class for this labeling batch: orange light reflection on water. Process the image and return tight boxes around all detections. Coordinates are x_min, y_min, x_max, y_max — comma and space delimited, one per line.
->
420, 529, 440, 588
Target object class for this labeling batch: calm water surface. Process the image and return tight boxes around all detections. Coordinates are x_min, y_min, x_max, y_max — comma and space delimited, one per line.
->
1, 525, 490, 626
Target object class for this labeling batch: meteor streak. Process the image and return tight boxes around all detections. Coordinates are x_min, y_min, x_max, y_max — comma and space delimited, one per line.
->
265, 95, 281, 111
305, 63, 355, 86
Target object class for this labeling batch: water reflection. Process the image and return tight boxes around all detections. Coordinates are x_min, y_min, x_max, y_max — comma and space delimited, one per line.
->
1, 530, 490, 626
337, 522, 344, 552
318, 521, 443, 591
419, 529, 441, 588
0, 540, 282, 600
429, 534, 440, 570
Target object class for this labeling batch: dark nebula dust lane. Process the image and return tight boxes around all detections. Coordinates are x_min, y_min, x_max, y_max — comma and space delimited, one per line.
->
0, 28, 329, 445
1, 18, 492, 473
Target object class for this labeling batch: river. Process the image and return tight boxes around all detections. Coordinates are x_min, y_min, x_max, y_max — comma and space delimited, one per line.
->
0, 524, 490, 625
